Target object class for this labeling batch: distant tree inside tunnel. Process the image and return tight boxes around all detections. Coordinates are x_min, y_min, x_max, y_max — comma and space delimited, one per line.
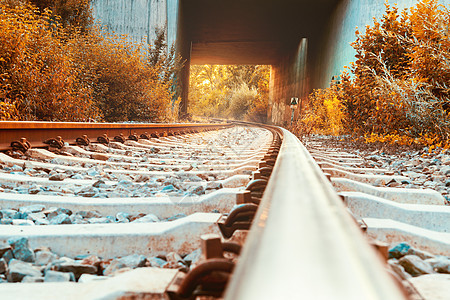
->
189, 65, 270, 122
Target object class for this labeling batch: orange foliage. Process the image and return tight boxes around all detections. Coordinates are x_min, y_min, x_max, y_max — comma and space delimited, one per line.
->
0, 3, 98, 121
296, 86, 345, 135
69, 30, 176, 122
189, 65, 270, 121
0, 1, 179, 122
298, 0, 449, 145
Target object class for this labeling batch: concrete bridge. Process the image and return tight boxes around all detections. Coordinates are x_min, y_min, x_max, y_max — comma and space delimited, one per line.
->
91, 0, 448, 125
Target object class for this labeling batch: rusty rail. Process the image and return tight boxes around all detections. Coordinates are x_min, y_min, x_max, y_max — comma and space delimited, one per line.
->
224, 125, 407, 299
0, 120, 409, 298
0, 121, 231, 151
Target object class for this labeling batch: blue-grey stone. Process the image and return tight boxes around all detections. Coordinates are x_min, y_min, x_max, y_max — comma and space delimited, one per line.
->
0, 245, 11, 258
162, 185, 175, 192
131, 214, 159, 223
389, 242, 411, 259
17, 186, 30, 194
189, 185, 205, 195
11, 172, 26, 176
2, 250, 13, 264
106, 215, 116, 222
74, 254, 90, 260
12, 219, 35, 226
0, 218, 13, 225
10, 165, 22, 171
78, 273, 105, 283
183, 249, 202, 267
406, 247, 434, 260
167, 213, 187, 221
8, 237, 35, 263
93, 193, 109, 198
398, 255, 434, 276
0, 209, 21, 220
71, 174, 84, 180
188, 176, 203, 182
26, 212, 46, 222
116, 212, 130, 223
35, 218, 50, 225
35, 250, 58, 266
76, 210, 102, 219
44, 270, 74, 282
0, 258, 7, 274
118, 254, 147, 268
87, 168, 100, 177
102, 259, 128, 276
56, 208, 72, 215
87, 217, 111, 224
21, 275, 44, 283
53, 261, 97, 280
49, 174, 66, 181
118, 180, 132, 186
49, 213, 72, 225
148, 257, 167, 268
76, 187, 98, 197
426, 256, 450, 274
19, 205, 46, 215
92, 180, 106, 188
43, 207, 59, 219
206, 182, 223, 190
7, 259, 42, 282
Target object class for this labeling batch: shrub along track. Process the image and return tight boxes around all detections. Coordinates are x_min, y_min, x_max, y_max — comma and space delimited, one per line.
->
0, 121, 444, 299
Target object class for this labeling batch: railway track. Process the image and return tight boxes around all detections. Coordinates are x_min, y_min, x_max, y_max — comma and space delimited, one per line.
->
0, 121, 447, 299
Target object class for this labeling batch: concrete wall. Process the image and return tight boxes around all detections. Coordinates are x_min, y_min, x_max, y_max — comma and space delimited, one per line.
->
91, 0, 185, 111
91, 0, 172, 46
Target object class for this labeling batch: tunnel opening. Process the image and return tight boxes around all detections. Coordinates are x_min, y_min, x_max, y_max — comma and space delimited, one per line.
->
177, 0, 341, 124
188, 64, 271, 123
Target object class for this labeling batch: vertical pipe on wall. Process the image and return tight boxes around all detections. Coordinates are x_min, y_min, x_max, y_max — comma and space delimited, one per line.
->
293, 38, 308, 123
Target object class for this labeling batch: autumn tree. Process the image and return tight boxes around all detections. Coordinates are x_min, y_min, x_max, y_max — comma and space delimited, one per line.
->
26, 0, 92, 31
245, 66, 270, 123
0, 0, 181, 122
0, 2, 99, 121
299, 0, 449, 144
75, 32, 176, 122
189, 65, 270, 121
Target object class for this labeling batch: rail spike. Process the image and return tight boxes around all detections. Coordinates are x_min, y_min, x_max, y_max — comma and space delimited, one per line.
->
10, 137, 31, 153
114, 133, 126, 143
43, 136, 65, 149
76, 135, 90, 146
167, 258, 235, 300
128, 133, 139, 141
140, 132, 151, 139
97, 134, 110, 145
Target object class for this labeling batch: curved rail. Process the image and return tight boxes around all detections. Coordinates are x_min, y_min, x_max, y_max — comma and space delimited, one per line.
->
224, 125, 407, 299
0, 121, 231, 151
0, 120, 408, 298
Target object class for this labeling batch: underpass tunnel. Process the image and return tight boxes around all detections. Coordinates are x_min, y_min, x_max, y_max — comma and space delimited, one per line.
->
176, 0, 341, 124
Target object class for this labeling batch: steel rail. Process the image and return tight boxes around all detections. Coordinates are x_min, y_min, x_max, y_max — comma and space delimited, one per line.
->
224, 126, 407, 300
0, 121, 231, 151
